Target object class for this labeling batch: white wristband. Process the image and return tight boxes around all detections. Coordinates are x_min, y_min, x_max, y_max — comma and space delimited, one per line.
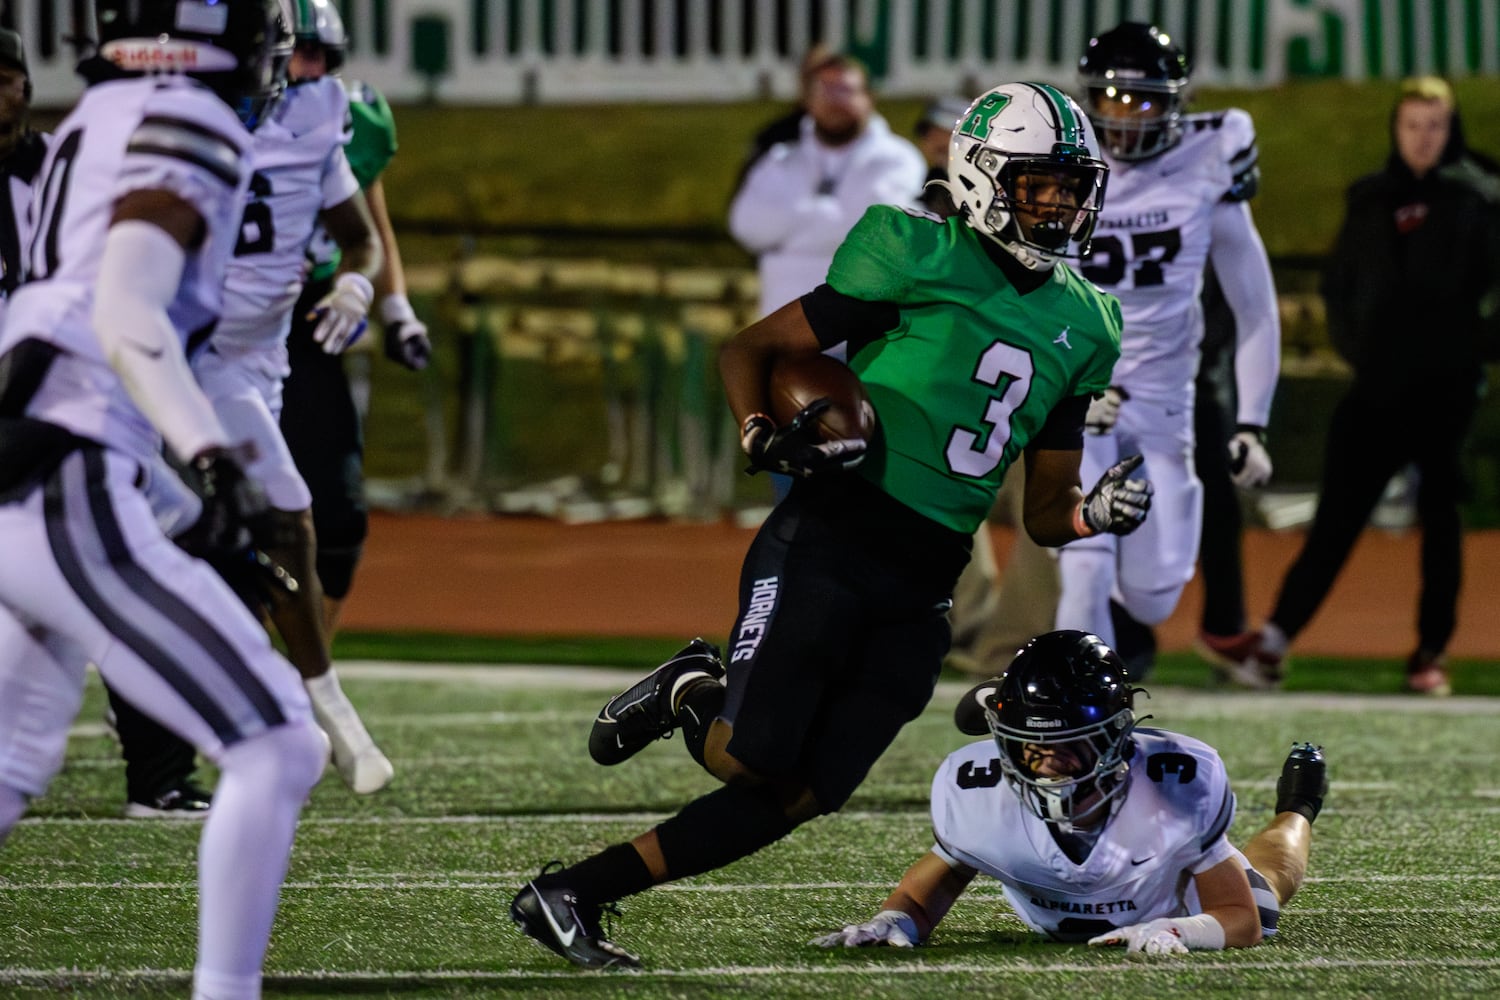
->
876, 909, 921, 944
379, 293, 416, 326
1169, 913, 1226, 950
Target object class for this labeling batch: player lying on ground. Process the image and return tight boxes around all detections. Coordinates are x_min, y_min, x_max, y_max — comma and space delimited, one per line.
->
817, 630, 1326, 954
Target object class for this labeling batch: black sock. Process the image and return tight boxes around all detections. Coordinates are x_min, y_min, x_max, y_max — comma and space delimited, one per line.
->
540, 842, 654, 905
654, 783, 798, 882
1276, 794, 1322, 824
676, 677, 725, 768
1287, 801, 1320, 824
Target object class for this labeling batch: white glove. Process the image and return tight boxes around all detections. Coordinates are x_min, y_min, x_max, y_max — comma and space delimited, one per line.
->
810, 909, 919, 949
1088, 914, 1225, 955
380, 294, 432, 371
1228, 426, 1273, 489
1085, 386, 1128, 434
1077, 454, 1153, 536
310, 272, 374, 354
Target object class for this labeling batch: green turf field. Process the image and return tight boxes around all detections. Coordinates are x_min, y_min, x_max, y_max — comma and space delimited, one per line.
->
3, 654, 1496, 998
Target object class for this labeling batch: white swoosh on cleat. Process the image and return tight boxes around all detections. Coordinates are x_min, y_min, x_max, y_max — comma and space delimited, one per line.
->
534, 889, 578, 949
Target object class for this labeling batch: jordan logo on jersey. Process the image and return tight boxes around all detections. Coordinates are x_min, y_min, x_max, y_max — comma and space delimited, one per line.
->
1054, 327, 1072, 349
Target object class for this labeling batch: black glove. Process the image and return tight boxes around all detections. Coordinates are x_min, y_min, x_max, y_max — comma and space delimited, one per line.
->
741, 399, 867, 478
1227, 424, 1273, 488
380, 295, 432, 371
383, 318, 432, 371
175, 448, 271, 558
175, 448, 299, 611
1079, 454, 1153, 536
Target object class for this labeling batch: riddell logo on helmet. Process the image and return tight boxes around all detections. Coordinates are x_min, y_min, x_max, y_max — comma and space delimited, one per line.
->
1026, 717, 1064, 728
101, 39, 238, 73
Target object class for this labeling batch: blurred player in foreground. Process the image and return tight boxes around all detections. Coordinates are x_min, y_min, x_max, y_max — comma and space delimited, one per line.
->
106, 0, 393, 804
510, 82, 1154, 968
0, 2, 326, 996
817, 631, 1325, 954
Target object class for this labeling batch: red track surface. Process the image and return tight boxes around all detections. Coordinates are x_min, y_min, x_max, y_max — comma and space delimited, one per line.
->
346, 513, 1500, 658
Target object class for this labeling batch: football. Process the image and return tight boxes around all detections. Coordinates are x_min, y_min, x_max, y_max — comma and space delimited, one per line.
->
768, 353, 877, 444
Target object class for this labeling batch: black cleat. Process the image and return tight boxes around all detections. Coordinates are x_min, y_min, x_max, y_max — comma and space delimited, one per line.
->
124, 781, 213, 820
954, 676, 1001, 737
509, 865, 641, 969
588, 638, 724, 765
1275, 742, 1328, 822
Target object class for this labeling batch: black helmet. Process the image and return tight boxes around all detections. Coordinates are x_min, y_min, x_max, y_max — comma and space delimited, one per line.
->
237, 5, 293, 129
95, 0, 282, 107
1078, 22, 1190, 161
984, 630, 1138, 830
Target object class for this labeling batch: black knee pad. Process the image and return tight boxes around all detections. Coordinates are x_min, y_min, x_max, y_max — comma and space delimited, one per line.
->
316, 543, 363, 601
312, 502, 367, 600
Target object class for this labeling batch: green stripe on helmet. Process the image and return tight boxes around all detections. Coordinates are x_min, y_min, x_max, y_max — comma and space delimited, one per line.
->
1030, 82, 1087, 147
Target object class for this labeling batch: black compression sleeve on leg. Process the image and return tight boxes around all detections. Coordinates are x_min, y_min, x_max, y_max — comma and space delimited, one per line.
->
541, 842, 654, 905
315, 543, 362, 601
676, 678, 725, 769
653, 784, 797, 883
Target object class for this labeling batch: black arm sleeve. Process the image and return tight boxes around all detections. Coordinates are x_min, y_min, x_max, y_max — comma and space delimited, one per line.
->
1030, 393, 1090, 452
799, 283, 901, 355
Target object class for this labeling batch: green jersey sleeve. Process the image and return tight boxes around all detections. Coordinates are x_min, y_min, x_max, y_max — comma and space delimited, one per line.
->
344, 80, 398, 189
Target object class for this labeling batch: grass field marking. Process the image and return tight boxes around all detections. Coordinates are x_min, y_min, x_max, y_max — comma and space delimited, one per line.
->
23, 794, 1500, 828
62, 665, 1500, 744
5, 874, 1497, 891
325, 663, 1500, 718
15, 811, 677, 828
5, 956, 1500, 986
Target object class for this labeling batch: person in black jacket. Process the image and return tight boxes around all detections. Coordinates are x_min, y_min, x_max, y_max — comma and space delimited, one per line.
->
1225, 76, 1500, 694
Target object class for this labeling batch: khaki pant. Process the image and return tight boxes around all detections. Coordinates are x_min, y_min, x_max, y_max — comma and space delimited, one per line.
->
947, 463, 1061, 676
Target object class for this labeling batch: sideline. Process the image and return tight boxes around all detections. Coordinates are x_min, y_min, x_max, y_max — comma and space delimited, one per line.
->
330, 661, 1500, 716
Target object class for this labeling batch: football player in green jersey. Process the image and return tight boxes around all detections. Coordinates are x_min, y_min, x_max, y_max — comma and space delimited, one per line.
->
510, 83, 1153, 969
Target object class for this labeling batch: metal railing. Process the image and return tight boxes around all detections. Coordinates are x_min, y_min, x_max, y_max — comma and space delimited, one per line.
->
13, 0, 1500, 107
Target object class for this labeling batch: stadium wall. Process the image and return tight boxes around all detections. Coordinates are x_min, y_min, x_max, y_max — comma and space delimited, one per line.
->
12, 0, 1500, 107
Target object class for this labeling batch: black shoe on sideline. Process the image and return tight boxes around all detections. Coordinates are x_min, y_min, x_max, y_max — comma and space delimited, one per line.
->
124, 781, 213, 820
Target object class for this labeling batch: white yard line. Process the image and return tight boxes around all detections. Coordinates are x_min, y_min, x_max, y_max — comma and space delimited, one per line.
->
321, 661, 1500, 717
3, 956, 1500, 985
3, 875, 1496, 891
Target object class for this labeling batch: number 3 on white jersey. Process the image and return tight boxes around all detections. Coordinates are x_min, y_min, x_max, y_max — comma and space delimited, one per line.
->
946, 341, 1033, 477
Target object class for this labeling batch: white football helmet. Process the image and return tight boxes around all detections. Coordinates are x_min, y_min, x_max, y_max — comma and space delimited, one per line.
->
946, 82, 1109, 270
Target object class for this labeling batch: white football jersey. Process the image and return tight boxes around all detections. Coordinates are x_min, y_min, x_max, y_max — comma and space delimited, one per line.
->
215, 77, 357, 351
930, 728, 1237, 942
1080, 109, 1259, 404
0, 76, 250, 463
